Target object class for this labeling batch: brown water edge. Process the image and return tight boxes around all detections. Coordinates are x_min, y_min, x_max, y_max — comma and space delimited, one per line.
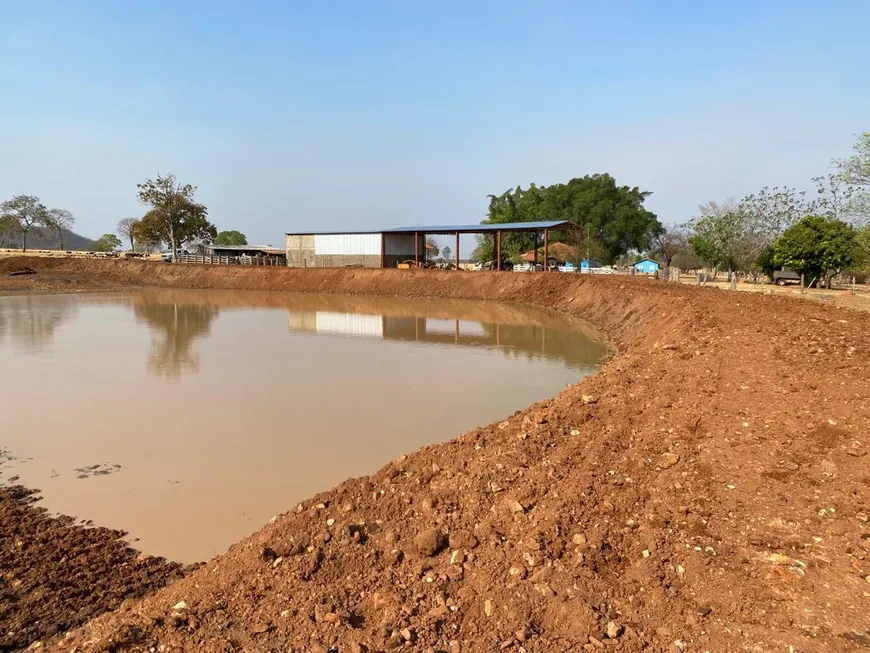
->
0, 289, 606, 565
0, 481, 189, 652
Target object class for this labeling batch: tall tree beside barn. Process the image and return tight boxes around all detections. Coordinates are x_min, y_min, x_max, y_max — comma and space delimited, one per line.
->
214, 230, 248, 246
479, 175, 662, 264
136, 174, 216, 259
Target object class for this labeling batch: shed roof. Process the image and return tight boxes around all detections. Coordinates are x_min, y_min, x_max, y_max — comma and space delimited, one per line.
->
285, 220, 574, 236
206, 244, 285, 255
633, 258, 661, 265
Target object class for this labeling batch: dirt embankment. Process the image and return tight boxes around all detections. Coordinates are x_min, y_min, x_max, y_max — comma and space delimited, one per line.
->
0, 484, 188, 651
2, 257, 870, 652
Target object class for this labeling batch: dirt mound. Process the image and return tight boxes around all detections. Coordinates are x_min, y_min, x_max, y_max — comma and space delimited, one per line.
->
1, 258, 869, 651
0, 485, 188, 651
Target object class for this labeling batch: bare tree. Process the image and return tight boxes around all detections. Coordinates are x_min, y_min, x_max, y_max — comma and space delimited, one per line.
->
0, 195, 48, 252
117, 217, 140, 251
44, 208, 76, 250
650, 228, 689, 266
836, 132, 870, 188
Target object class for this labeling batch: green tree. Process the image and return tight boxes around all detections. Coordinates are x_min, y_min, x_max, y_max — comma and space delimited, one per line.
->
94, 233, 122, 252
117, 218, 140, 251
43, 208, 76, 250
213, 230, 248, 246
441, 245, 452, 262
479, 174, 661, 264
0, 194, 48, 252
425, 237, 440, 260
136, 174, 215, 260
686, 200, 764, 273
0, 214, 16, 248
772, 216, 859, 287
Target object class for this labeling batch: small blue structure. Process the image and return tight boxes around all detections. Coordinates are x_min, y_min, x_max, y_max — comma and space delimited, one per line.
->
633, 258, 660, 274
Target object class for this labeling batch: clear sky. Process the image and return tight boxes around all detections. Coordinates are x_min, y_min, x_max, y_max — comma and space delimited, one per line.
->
1, 0, 867, 246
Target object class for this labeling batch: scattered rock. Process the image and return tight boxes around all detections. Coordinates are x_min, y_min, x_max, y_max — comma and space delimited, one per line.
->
658, 453, 680, 469
605, 620, 623, 639
414, 529, 447, 556
581, 394, 598, 405
505, 498, 525, 514
484, 599, 495, 617
172, 601, 187, 611
449, 531, 479, 550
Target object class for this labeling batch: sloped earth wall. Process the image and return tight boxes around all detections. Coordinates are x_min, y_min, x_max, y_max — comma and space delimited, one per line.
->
1, 258, 869, 652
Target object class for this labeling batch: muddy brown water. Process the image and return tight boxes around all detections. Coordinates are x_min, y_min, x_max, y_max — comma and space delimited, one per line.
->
0, 290, 606, 562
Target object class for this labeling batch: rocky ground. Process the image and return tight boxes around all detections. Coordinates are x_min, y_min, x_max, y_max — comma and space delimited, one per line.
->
1, 258, 869, 652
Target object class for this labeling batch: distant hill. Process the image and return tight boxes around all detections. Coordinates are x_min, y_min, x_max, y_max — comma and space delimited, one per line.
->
1, 227, 96, 252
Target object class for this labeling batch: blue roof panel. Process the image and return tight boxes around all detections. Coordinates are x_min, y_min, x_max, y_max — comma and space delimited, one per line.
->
286, 221, 573, 236
384, 220, 573, 234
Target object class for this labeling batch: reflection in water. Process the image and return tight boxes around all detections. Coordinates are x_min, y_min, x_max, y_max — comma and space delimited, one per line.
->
133, 302, 219, 379
0, 295, 79, 351
287, 312, 604, 370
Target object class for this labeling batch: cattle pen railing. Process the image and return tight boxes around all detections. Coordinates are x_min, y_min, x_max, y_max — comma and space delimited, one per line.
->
177, 254, 286, 267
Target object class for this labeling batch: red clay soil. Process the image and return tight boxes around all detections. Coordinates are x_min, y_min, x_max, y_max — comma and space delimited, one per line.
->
2, 257, 870, 652
0, 485, 187, 651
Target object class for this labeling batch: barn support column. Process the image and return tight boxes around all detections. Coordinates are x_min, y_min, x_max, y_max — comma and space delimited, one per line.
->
496, 231, 502, 271
533, 232, 538, 271
381, 233, 386, 268
414, 232, 419, 267
544, 229, 549, 271
455, 232, 460, 270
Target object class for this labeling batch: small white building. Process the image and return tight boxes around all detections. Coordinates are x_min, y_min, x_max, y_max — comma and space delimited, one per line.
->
285, 231, 423, 268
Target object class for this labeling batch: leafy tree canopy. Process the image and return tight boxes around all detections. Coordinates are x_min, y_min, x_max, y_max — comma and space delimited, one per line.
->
137, 174, 215, 259
0, 194, 48, 252
94, 233, 123, 252
771, 216, 859, 286
478, 174, 661, 264
214, 230, 248, 246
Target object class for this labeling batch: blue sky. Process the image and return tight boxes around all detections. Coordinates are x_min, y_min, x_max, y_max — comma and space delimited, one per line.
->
1, 0, 867, 246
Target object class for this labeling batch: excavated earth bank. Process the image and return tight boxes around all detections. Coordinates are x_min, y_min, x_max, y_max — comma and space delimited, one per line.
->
1, 257, 870, 652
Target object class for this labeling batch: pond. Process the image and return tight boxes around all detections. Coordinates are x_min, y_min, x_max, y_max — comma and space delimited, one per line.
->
0, 290, 606, 562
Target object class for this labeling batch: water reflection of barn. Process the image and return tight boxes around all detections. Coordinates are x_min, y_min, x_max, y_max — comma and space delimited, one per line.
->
287, 311, 605, 371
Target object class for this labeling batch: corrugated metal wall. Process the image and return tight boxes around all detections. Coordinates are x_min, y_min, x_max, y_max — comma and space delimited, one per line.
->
315, 312, 384, 338
314, 234, 382, 256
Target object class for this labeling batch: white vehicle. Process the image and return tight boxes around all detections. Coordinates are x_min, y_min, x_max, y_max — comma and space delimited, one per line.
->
513, 263, 543, 272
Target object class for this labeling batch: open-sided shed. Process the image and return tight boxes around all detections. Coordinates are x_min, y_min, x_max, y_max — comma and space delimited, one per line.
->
285, 221, 575, 269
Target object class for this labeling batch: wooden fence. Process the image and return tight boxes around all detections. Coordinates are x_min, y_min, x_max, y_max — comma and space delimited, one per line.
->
177, 254, 286, 267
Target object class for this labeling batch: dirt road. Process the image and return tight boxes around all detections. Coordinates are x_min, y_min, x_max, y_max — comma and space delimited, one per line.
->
2, 257, 869, 652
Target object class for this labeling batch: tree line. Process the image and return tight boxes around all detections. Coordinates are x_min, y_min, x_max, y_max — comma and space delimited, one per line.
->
653, 132, 870, 286
0, 196, 77, 251
476, 132, 869, 287
1, 173, 248, 256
